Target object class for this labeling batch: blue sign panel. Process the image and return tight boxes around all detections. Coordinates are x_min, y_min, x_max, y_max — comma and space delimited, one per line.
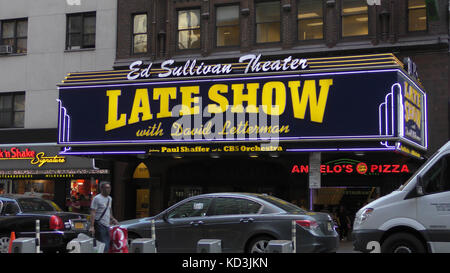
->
58, 69, 427, 152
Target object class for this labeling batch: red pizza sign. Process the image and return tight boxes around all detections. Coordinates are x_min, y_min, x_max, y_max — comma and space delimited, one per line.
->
291, 159, 410, 175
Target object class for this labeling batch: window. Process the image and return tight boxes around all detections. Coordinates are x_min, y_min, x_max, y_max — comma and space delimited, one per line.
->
408, 0, 427, 32
258, 195, 307, 214
178, 9, 201, 50
18, 198, 55, 213
133, 14, 148, 54
342, 0, 368, 37
255, 1, 281, 43
212, 198, 262, 216
0, 92, 25, 128
0, 18, 28, 53
216, 5, 240, 47
422, 155, 450, 195
66, 12, 96, 50
168, 198, 212, 219
2, 202, 20, 215
298, 0, 323, 40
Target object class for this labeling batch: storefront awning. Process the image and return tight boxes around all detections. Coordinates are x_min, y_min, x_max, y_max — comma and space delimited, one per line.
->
0, 145, 108, 178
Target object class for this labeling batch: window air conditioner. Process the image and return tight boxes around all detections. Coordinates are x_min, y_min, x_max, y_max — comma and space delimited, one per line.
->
0, 45, 13, 54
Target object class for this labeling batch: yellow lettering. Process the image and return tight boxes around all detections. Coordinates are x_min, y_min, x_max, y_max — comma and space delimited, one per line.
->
405, 101, 421, 128
289, 79, 332, 123
171, 122, 182, 137
230, 83, 259, 113
403, 82, 422, 127
207, 84, 229, 113
105, 90, 127, 131
128, 88, 153, 125
154, 87, 177, 118
180, 86, 200, 115
261, 81, 286, 115
404, 82, 421, 107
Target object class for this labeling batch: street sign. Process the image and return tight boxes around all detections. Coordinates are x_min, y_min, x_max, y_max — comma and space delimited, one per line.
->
309, 152, 321, 189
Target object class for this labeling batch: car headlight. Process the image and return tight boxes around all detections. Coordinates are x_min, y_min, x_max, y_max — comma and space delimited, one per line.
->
358, 208, 374, 225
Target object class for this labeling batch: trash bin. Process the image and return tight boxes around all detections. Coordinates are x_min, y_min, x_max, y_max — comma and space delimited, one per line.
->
11, 238, 36, 253
197, 239, 222, 253
266, 240, 293, 253
66, 237, 95, 253
130, 238, 156, 253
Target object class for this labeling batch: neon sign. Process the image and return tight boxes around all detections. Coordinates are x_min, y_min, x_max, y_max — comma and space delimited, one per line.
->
58, 70, 400, 145
0, 147, 66, 167
127, 54, 308, 80
291, 159, 410, 175
0, 147, 35, 159
57, 54, 427, 157
103, 78, 332, 132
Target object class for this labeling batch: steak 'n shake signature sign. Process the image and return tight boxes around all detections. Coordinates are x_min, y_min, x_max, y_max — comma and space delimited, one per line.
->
0, 147, 66, 167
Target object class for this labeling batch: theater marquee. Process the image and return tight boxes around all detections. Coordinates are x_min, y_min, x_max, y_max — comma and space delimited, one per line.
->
57, 53, 427, 157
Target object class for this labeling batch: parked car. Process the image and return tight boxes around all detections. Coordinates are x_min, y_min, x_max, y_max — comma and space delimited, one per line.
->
353, 140, 450, 253
0, 194, 90, 253
120, 193, 339, 253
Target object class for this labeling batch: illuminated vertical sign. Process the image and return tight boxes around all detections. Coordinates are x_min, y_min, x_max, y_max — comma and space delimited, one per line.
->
399, 76, 427, 149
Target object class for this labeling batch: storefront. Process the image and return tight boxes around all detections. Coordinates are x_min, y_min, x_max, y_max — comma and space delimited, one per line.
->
0, 145, 110, 212
57, 53, 427, 220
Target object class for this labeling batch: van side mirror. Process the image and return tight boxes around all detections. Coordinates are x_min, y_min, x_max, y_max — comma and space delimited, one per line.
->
416, 176, 424, 196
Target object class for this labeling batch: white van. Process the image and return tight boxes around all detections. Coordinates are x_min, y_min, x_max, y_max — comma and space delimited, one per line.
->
353, 141, 450, 253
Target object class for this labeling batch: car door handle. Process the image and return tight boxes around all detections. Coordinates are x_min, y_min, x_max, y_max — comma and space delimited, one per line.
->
240, 218, 254, 223
190, 221, 204, 226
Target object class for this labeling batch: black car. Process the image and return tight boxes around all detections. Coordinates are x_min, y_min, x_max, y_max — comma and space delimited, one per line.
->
0, 194, 90, 253
120, 193, 339, 253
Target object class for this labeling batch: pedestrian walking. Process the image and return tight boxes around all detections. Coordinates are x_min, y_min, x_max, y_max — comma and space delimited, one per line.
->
89, 181, 118, 253
337, 204, 351, 241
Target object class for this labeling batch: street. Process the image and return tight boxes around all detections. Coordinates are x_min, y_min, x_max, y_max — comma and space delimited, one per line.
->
337, 239, 359, 253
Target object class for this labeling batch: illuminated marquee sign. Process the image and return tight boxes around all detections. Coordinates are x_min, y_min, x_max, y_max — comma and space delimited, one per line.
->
57, 54, 427, 156
0, 147, 66, 167
291, 159, 410, 175
401, 81, 424, 146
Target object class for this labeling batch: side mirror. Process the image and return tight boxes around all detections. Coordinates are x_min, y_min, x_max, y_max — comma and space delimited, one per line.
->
416, 176, 424, 196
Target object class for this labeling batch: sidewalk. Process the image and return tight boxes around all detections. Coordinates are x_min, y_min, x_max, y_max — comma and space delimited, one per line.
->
337, 239, 360, 253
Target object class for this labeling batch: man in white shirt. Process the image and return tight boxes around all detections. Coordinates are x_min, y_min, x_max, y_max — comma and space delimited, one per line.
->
89, 181, 118, 253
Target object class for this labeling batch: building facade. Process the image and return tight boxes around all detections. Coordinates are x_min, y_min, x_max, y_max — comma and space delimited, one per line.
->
3, 0, 443, 222
0, 0, 117, 210
63, 0, 443, 221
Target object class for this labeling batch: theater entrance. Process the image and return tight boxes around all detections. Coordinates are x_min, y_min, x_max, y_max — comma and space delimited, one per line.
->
132, 162, 151, 218
312, 186, 380, 220
165, 157, 285, 206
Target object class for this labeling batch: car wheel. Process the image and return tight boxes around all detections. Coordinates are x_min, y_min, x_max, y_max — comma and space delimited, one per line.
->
381, 233, 426, 253
0, 234, 10, 253
247, 236, 274, 254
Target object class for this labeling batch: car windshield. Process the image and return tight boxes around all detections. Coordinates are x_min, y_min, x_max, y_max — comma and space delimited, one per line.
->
18, 198, 56, 212
398, 148, 441, 190
257, 195, 307, 214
